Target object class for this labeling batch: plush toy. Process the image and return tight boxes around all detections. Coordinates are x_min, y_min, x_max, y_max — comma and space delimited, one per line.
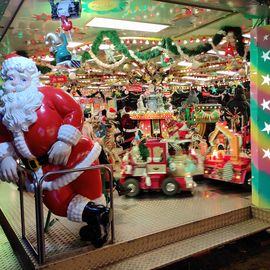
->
45, 32, 72, 65
0, 55, 110, 248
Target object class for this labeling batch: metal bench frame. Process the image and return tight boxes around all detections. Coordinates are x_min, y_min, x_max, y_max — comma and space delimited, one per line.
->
18, 164, 115, 264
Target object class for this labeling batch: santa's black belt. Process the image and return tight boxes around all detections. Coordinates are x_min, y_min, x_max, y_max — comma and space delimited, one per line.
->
21, 155, 49, 171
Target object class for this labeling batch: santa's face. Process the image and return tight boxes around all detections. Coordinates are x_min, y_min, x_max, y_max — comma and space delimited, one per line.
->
0, 69, 43, 133
3, 69, 31, 94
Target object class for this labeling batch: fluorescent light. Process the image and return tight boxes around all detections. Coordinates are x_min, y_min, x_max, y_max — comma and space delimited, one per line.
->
86, 17, 169, 33
67, 42, 83, 48
178, 61, 192, 67
216, 71, 237, 76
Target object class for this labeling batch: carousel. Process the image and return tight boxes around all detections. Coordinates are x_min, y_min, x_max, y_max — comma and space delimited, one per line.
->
0, 1, 270, 270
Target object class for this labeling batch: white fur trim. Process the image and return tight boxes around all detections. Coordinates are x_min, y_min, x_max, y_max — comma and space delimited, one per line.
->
13, 131, 35, 159
42, 142, 102, 191
67, 195, 89, 222
0, 142, 16, 161
91, 194, 106, 206
66, 194, 106, 222
58, 124, 82, 146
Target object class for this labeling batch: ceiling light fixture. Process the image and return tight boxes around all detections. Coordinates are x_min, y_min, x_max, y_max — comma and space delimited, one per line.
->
86, 17, 169, 33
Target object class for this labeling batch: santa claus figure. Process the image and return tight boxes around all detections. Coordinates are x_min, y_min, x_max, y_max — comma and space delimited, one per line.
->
120, 107, 137, 150
0, 55, 110, 248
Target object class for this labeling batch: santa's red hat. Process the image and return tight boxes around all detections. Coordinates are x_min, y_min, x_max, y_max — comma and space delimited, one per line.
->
4, 53, 18, 59
107, 107, 117, 119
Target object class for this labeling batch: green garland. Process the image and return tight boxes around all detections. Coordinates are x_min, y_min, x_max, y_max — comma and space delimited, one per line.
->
82, 26, 249, 63
81, 51, 92, 63
92, 30, 132, 58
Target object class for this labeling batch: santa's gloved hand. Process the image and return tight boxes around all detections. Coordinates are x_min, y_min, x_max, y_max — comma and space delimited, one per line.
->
48, 141, 72, 166
0, 156, 18, 183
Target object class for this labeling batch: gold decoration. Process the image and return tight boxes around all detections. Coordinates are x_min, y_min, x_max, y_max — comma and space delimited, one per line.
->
123, 63, 132, 72
226, 62, 233, 71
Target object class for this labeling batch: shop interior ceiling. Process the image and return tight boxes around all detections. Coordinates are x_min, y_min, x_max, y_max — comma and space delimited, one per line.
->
0, 0, 267, 86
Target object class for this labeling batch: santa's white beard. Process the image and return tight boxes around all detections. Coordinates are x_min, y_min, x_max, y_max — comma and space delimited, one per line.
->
0, 83, 44, 133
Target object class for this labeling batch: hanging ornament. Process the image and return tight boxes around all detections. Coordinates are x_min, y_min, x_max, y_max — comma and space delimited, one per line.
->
160, 52, 173, 68
123, 63, 132, 72
45, 32, 72, 65
225, 42, 236, 56
163, 53, 170, 63
60, 15, 73, 31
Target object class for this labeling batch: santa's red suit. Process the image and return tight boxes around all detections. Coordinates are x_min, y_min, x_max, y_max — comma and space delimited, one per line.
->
120, 107, 137, 150
0, 86, 103, 218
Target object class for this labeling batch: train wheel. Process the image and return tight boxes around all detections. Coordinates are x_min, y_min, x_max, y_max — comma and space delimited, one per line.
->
161, 178, 179, 196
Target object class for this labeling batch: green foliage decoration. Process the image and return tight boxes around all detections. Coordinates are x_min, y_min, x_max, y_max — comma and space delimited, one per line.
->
81, 26, 248, 63
139, 139, 150, 162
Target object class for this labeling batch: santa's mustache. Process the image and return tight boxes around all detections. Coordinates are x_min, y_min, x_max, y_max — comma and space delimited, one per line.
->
1, 82, 38, 101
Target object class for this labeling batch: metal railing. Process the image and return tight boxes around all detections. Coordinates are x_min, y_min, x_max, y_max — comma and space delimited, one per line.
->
18, 164, 115, 264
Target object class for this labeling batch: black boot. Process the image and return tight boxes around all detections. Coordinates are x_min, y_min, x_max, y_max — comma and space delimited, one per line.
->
79, 202, 110, 248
